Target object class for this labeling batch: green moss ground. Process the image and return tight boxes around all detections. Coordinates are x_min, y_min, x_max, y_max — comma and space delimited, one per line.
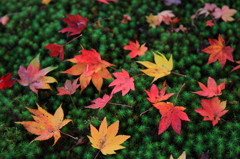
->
1, 0, 240, 158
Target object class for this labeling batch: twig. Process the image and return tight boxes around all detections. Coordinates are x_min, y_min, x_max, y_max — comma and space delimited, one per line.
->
108, 102, 132, 108
176, 83, 186, 99
63, 34, 82, 46
171, 71, 186, 77
69, 94, 77, 109
94, 150, 101, 159
132, 74, 144, 78
140, 107, 153, 116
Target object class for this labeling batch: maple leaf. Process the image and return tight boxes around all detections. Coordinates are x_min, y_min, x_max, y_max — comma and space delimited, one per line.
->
201, 34, 234, 68
206, 20, 215, 27
85, 94, 112, 110
230, 61, 240, 72
42, 0, 51, 4
137, 51, 173, 83
195, 97, 228, 126
204, 3, 217, 12
59, 14, 88, 36
144, 84, 174, 104
192, 77, 225, 98
0, 73, 16, 89
170, 151, 186, 159
15, 103, 72, 146
57, 78, 80, 95
174, 24, 187, 32
96, 0, 116, 4
153, 102, 190, 135
212, 5, 237, 22
164, 0, 181, 6
44, 44, 64, 61
0, 15, 9, 25
88, 117, 130, 155
121, 14, 131, 24
123, 40, 148, 58
157, 10, 175, 25
61, 47, 113, 93
17, 54, 57, 95
146, 13, 159, 28
162, 15, 180, 25
108, 69, 135, 96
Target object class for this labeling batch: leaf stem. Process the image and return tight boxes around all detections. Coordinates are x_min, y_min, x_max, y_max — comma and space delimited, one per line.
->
140, 107, 153, 116
63, 34, 82, 46
60, 131, 78, 140
171, 71, 186, 77
176, 83, 186, 100
69, 94, 77, 109
89, 17, 110, 27
132, 74, 144, 78
107, 102, 132, 108
94, 150, 101, 159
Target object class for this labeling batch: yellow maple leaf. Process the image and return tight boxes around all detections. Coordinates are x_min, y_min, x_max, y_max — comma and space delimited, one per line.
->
146, 13, 159, 28
87, 117, 131, 155
170, 151, 186, 159
137, 51, 173, 83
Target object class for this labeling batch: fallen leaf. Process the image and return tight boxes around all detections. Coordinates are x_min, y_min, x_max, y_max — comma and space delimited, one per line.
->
85, 94, 112, 110
144, 84, 174, 104
195, 97, 228, 126
146, 13, 159, 28
96, 0, 116, 4
204, 3, 217, 11
174, 24, 187, 32
0, 15, 9, 25
157, 10, 175, 25
201, 34, 234, 68
109, 69, 135, 96
164, 0, 181, 6
87, 117, 130, 155
57, 78, 80, 95
137, 51, 173, 83
61, 47, 113, 93
17, 54, 57, 95
59, 14, 88, 36
42, 0, 51, 4
212, 5, 237, 22
15, 104, 72, 145
206, 20, 215, 27
123, 40, 148, 58
192, 77, 225, 98
121, 14, 131, 23
44, 44, 64, 61
153, 102, 190, 135
170, 151, 186, 159
0, 73, 16, 89
230, 62, 240, 72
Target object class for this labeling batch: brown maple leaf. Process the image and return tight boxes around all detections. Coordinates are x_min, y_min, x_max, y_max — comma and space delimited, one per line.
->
201, 34, 234, 68
15, 104, 72, 145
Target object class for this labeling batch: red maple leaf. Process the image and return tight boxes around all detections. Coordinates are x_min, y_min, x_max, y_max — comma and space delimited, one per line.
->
96, 0, 116, 4
109, 69, 135, 96
153, 102, 190, 135
57, 78, 80, 95
201, 34, 234, 68
123, 40, 148, 58
195, 97, 228, 126
0, 73, 16, 89
192, 77, 225, 98
206, 20, 215, 27
144, 84, 174, 104
85, 94, 112, 110
59, 14, 88, 36
17, 54, 57, 95
61, 47, 113, 93
230, 61, 240, 72
44, 44, 64, 61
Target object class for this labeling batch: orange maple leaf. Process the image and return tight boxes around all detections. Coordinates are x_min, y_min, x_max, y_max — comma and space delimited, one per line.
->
88, 117, 130, 155
61, 47, 113, 93
201, 34, 234, 68
123, 40, 148, 58
15, 104, 72, 146
206, 20, 215, 27
17, 54, 57, 95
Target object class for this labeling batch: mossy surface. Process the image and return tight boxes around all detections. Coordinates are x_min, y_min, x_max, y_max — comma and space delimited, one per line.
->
1, 0, 240, 158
